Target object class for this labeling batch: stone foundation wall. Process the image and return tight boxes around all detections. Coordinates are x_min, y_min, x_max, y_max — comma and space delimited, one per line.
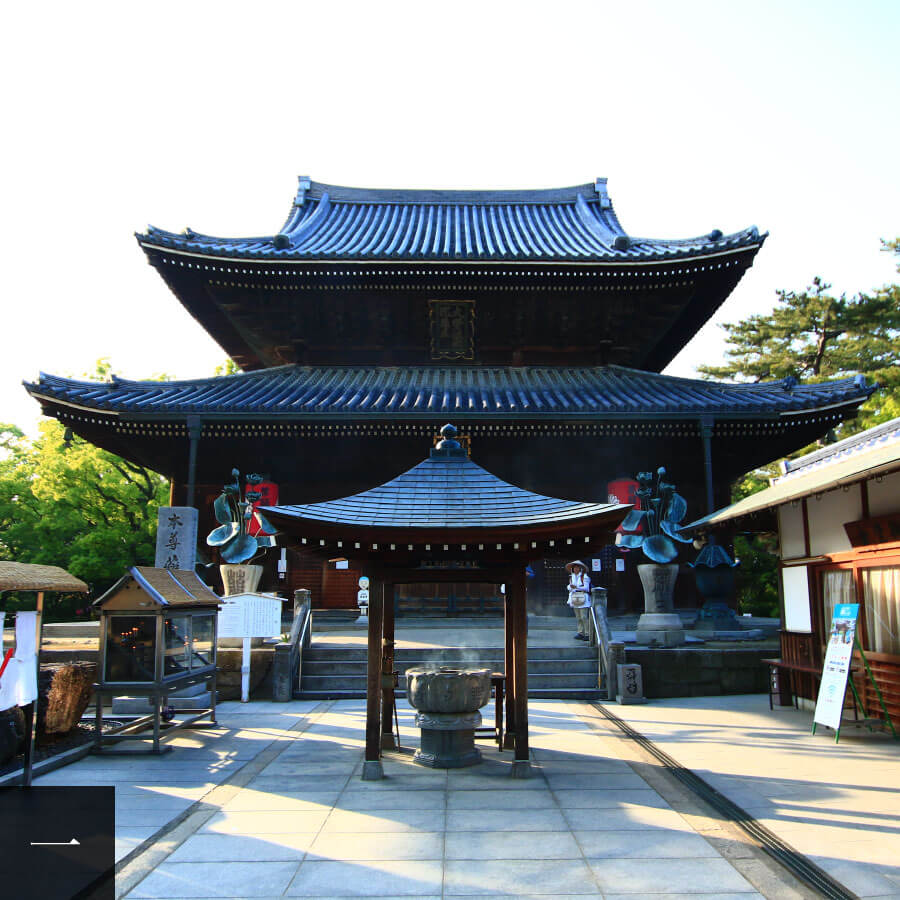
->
625, 648, 771, 698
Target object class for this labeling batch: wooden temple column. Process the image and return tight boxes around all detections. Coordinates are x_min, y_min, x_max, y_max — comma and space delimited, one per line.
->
503, 582, 516, 750
509, 568, 531, 776
381, 581, 397, 750
363, 575, 385, 780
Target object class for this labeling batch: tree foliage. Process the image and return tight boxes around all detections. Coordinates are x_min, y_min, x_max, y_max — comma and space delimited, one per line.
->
1, 358, 240, 618
699, 272, 900, 434
700, 242, 900, 617
0, 421, 168, 618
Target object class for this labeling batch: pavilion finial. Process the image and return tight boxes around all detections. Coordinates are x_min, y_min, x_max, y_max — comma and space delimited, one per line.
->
438, 423, 460, 448
432, 423, 465, 458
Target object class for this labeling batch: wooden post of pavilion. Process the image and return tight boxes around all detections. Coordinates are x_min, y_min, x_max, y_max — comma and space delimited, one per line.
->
381, 581, 397, 750
362, 575, 385, 780
509, 567, 530, 775
503, 580, 516, 750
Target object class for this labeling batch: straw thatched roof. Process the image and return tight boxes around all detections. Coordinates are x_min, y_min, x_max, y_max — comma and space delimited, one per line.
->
0, 562, 89, 593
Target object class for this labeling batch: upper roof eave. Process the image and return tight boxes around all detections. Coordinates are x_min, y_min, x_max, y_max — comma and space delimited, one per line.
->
134, 176, 765, 263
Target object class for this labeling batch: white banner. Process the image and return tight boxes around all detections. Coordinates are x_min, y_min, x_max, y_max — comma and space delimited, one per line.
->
813, 603, 859, 731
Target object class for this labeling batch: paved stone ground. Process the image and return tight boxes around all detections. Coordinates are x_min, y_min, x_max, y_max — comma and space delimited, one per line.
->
33, 693, 898, 898
39, 698, 781, 899
603, 694, 900, 899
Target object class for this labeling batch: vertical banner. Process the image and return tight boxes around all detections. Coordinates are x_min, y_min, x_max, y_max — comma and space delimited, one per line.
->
813, 603, 860, 731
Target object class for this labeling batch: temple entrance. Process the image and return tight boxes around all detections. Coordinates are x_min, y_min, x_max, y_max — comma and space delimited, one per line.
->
395, 582, 504, 617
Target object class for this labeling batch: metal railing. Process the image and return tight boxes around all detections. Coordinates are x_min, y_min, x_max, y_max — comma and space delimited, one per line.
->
273, 589, 312, 701
589, 587, 625, 701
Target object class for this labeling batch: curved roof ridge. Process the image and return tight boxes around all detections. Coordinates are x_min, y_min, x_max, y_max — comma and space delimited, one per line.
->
31, 365, 300, 392
301, 180, 599, 205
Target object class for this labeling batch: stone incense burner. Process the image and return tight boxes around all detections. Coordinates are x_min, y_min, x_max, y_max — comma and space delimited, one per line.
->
405, 665, 492, 768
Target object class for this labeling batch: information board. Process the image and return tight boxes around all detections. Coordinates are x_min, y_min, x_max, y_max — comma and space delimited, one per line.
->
217, 593, 282, 638
813, 603, 859, 731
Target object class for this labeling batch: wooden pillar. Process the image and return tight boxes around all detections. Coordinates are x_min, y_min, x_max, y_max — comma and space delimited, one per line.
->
362, 577, 385, 780
185, 416, 202, 509
503, 583, 516, 750
381, 582, 397, 750
510, 569, 531, 776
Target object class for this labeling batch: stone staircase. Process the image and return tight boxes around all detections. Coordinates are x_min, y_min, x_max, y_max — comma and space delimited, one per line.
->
295, 645, 604, 701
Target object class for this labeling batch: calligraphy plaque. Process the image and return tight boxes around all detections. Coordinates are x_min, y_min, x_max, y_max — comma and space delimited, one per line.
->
154, 506, 198, 571
429, 300, 474, 360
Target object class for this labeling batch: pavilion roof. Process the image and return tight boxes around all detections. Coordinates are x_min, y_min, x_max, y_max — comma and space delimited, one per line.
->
262, 428, 629, 533
137, 177, 763, 263
24, 366, 874, 421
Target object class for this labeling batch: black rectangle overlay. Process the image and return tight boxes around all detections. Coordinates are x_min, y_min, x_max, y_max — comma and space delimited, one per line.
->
0, 786, 114, 900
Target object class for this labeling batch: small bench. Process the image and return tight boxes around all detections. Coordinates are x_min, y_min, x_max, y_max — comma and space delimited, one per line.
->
762, 658, 858, 717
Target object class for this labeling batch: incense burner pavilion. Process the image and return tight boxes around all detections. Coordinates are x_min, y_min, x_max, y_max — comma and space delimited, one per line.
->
26, 177, 873, 611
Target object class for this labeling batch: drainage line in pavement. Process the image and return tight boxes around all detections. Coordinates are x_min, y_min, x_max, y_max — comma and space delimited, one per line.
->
592, 703, 860, 900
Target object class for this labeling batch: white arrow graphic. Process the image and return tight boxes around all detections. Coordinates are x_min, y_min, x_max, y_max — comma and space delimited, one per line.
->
30, 838, 80, 846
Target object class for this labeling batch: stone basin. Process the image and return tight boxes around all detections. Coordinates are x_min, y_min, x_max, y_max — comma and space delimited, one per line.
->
405, 666, 492, 768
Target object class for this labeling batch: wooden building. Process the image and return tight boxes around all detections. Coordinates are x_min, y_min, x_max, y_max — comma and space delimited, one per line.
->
24, 177, 874, 611
689, 418, 900, 727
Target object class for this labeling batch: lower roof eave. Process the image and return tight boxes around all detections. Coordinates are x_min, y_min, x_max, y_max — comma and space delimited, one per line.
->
261, 511, 631, 545
34, 401, 866, 425
139, 240, 764, 270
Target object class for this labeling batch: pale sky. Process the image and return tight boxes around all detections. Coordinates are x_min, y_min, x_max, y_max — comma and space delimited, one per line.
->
3, 0, 898, 434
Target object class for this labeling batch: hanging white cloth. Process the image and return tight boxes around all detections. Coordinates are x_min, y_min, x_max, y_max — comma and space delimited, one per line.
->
0, 611, 39, 709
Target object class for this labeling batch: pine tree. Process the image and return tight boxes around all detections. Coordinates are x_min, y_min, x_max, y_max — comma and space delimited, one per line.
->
700, 244, 900, 434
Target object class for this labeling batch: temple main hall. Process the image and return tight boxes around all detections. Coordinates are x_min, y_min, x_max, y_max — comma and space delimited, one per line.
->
26, 177, 873, 611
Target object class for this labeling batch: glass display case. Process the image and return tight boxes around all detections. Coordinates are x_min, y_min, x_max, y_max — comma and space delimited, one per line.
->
93, 566, 221, 754
104, 615, 157, 683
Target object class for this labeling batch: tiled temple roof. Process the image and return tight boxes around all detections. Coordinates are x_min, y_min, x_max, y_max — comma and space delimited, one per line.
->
264, 431, 629, 529
777, 416, 900, 481
25, 366, 874, 420
137, 178, 763, 263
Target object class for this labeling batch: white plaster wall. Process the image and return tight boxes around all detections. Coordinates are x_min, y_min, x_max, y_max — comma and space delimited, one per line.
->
782, 565, 812, 632
867, 471, 900, 517
808, 487, 862, 555
778, 503, 806, 560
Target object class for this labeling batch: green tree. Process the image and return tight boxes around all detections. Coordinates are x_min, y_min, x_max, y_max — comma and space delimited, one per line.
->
698, 275, 900, 433
0, 421, 168, 618
699, 242, 900, 615
1, 359, 244, 618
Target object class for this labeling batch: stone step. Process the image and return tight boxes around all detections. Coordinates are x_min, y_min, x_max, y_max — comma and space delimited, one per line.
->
294, 686, 605, 701
301, 672, 598, 692
301, 658, 597, 676
304, 645, 596, 662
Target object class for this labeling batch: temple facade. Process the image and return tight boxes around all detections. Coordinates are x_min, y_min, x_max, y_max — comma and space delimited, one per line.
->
26, 177, 874, 612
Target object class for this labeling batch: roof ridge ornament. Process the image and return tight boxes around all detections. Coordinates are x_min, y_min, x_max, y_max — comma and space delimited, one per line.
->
594, 178, 612, 210
294, 176, 312, 206
431, 423, 466, 459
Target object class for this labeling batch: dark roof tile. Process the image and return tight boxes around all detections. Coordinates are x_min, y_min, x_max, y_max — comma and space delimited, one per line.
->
26, 366, 875, 420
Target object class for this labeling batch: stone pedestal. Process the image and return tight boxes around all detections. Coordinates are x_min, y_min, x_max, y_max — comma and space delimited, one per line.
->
413, 711, 482, 768
635, 563, 684, 647
220, 564, 263, 597
616, 663, 647, 704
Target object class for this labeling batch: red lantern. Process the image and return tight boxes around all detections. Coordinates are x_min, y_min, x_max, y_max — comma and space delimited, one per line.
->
245, 480, 279, 535
606, 478, 641, 509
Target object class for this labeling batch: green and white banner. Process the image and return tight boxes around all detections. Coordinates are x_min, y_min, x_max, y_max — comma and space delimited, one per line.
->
814, 603, 859, 731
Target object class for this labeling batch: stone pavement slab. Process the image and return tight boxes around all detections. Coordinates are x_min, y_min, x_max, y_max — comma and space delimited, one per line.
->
34, 696, 823, 897
600, 694, 900, 898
